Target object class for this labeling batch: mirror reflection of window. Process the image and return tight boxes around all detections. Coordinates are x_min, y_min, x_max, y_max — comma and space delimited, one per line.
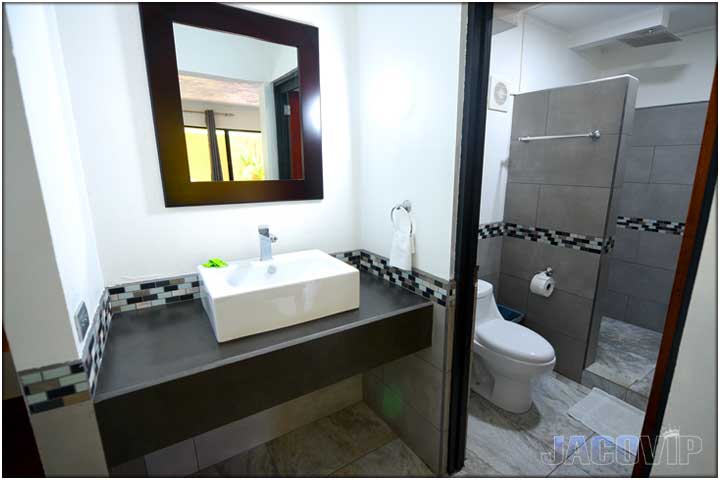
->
173, 23, 301, 182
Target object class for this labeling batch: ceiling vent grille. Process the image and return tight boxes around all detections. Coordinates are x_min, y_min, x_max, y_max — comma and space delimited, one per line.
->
617, 26, 682, 48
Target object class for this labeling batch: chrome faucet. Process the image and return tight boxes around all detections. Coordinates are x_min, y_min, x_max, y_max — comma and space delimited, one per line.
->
258, 225, 277, 261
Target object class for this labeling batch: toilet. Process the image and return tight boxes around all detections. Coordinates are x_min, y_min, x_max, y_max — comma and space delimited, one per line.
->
471, 279, 556, 413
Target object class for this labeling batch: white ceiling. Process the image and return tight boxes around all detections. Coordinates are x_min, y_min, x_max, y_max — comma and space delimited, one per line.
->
528, 4, 651, 31
178, 74, 261, 107
527, 3, 716, 35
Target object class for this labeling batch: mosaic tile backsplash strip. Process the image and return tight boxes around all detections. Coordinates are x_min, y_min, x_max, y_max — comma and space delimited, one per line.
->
83, 290, 112, 396
108, 274, 201, 314
19, 361, 90, 414
334, 249, 454, 306
20, 251, 449, 415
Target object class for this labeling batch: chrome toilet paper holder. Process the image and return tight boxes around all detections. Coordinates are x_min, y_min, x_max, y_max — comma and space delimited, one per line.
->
537, 267, 553, 277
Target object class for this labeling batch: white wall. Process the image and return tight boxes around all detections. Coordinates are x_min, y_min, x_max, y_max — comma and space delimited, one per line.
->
585, 29, 717, 108
480, 15, 599, 224
5, 5, 106, 358
174, 23, 296, 83
47, 3, 358, 285
12, 3, 465, 290
3, 15, 81, 370
651, 187, 717, 477
520, 17, 600, 93
353, 4, 465, 280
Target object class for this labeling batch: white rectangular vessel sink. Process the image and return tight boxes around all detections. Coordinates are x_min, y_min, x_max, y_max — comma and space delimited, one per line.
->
198, 250, 360, 342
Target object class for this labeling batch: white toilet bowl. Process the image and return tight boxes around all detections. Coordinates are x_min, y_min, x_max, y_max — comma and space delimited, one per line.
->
471, 280, 556, 413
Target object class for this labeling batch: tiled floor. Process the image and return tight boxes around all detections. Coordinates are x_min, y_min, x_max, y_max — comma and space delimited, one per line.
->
457, 372, 636, 478
193, 402, 433, 477
582, 317, 662, 410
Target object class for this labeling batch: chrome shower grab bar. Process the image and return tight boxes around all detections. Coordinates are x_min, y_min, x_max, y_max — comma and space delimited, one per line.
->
518, 130, 600, 142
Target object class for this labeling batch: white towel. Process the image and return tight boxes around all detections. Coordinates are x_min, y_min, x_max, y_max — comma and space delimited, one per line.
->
389, 209, 415, 271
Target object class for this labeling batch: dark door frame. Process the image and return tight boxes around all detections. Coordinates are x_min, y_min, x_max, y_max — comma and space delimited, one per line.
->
633, 69, 718, 477
447, 3, 493, 474
274, 69, 300, 181
448, 4, 717, 474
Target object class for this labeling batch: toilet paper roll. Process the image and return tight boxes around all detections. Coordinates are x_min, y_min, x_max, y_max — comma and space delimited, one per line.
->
530, 272, 555, 298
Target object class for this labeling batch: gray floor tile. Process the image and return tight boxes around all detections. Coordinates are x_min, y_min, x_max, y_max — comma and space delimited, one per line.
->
454, 448, 504, 477
266, 419, 354, 476
561, 435, 635, 477
266, 402, 395, 476
584, 343, 653, 389
466, 393, 556, 476
193, 444, 277, 477
583, 317, 660, 410
628, 369, 654, 397
599, 317, 661, 364
549, 463, 591, 477
332, 438, 432, 477
494, 373, 593, 463
322, 402, 397, 457
581, 369, 628, 402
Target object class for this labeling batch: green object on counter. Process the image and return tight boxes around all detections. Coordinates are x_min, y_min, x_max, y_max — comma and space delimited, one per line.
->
202, 258, 228, 268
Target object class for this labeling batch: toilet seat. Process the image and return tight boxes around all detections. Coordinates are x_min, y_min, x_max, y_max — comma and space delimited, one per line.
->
475, 319, 555, 364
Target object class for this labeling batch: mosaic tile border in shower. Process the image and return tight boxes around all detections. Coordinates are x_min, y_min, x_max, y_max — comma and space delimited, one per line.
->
616, 216, 685, 235
334, 249, 454, 306
505, 223, 611, 254
107, 274, 201, 314
479, 221, 613, 255
18, 360, 90, 414
478, 222, 504, 239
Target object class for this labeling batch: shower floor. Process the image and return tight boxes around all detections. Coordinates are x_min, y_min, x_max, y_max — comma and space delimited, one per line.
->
582, 317, 662, 411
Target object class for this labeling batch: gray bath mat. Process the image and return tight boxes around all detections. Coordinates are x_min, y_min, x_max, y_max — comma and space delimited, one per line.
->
568, 388, 644, 455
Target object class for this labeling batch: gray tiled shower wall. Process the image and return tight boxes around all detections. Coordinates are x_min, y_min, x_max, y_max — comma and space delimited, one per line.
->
476, 76, 638, 382
601, 101, 708, 332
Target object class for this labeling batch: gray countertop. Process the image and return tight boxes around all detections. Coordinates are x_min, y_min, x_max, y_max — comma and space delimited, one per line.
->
94, 272, 432, 402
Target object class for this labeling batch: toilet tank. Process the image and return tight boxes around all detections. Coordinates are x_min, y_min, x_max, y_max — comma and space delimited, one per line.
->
475, 279, 503, 325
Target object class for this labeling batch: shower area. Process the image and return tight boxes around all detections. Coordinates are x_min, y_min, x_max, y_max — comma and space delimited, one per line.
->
586, 100, 708, 409
476, 74, 710, 412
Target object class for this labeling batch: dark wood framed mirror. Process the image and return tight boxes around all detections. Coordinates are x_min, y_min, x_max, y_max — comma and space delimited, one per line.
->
139, 3, 323, 206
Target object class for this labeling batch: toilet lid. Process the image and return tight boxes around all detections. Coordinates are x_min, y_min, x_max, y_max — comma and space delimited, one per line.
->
475, 320, 555, 363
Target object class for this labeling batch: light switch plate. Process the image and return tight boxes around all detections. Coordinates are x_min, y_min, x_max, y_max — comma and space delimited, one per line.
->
75, 302, 90, 342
